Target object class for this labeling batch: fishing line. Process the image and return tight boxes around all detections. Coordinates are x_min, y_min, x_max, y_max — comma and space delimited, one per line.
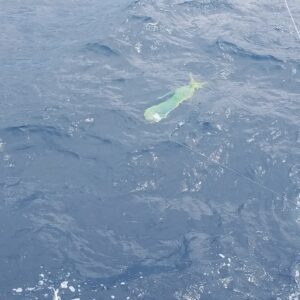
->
283, 0, 300, 40
169, 138, 283, 198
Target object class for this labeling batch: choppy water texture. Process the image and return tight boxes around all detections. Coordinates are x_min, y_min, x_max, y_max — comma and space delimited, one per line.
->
1, 0, 300, 299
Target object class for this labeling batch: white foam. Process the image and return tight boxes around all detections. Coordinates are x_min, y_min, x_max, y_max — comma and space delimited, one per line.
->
60, 281, 68, 289
134, 42, 142, 53
85, 117, 94, 123
69, 286, 76, 292
0, 141, 4, 152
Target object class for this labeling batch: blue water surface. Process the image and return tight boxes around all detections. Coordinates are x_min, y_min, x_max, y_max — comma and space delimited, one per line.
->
0, 0, 300, 299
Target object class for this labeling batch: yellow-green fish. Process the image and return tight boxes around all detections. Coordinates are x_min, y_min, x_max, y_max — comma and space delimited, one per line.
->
144, 74, 204, 123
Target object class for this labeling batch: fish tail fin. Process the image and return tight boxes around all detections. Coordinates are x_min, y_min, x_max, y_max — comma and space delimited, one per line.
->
189, 73, 205, 89
52, 288, 61, 300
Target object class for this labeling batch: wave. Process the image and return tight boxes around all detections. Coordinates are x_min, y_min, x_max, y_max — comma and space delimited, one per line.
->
2, 125, 64, 138
129, 14, 155, 23
177, 0, 232, 11
215, 38, 283, 63
85, 42, 120, 57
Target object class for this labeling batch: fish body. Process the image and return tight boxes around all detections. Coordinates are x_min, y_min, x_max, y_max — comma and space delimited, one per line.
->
144, 74, 204, 122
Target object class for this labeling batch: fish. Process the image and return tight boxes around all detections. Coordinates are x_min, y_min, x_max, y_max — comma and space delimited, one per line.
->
144, 74, 204, 123
52, 288, 61, 300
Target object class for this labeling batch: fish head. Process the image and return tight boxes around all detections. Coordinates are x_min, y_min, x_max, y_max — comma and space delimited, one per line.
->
144, 108, 162, 123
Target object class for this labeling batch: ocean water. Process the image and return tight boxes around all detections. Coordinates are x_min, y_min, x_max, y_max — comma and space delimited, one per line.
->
0, 0, 300, 299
